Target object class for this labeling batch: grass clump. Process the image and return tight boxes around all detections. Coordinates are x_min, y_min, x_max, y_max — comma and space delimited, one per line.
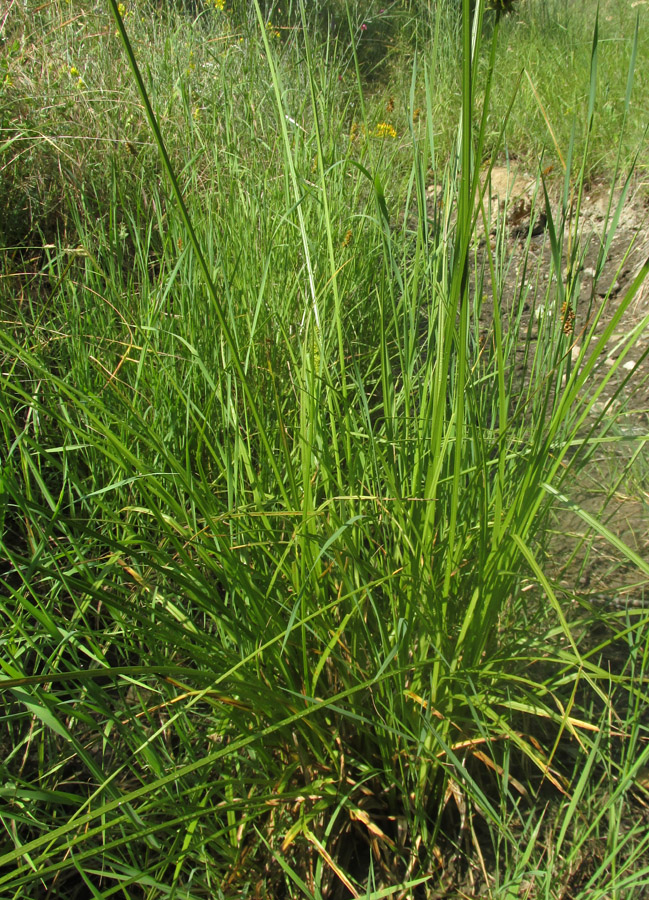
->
1, 0, 649, 896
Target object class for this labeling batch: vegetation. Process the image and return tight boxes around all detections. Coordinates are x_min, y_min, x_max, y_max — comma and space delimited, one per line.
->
1, 0, 648, 896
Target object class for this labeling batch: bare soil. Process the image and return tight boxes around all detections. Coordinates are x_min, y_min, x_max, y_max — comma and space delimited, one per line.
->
478, 165, 649, 607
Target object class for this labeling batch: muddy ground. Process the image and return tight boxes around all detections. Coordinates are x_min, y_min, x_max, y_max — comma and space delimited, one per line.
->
473, 166, 649, 608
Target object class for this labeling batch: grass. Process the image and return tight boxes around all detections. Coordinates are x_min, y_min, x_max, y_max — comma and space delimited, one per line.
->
1, 0, 649, 896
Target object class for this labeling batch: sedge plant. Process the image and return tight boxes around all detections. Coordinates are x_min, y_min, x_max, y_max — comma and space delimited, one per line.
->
1, 0, 648, 896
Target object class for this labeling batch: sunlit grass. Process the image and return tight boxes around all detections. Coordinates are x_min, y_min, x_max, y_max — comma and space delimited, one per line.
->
1, 0, 648, 896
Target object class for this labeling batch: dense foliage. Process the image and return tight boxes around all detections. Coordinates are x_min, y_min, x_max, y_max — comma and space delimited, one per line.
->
1, 1, 648, 896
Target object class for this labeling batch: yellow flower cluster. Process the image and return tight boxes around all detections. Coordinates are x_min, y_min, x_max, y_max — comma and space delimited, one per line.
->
114, 3, 128, 36
69, 65, 85, 88
375, 122, 397, 139
349, 121, 398, 141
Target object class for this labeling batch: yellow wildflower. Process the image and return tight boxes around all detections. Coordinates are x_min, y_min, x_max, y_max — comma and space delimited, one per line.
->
375, 122, 397, 138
